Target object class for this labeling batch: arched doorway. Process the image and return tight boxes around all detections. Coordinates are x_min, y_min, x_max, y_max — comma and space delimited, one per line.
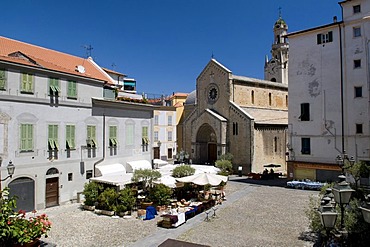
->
196, 124, 217, 164
8, 177, 35, 212
45, 168, 59, 208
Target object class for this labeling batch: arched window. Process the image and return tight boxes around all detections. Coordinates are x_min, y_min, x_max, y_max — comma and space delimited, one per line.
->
46, 168, 59, 175
269, 93, 272, 106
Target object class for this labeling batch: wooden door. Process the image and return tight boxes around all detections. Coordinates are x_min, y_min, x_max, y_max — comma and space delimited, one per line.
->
154, 147, 160, 159
45, 177, 59, 207
167, 148, 172, 159
208, 143, 217, 164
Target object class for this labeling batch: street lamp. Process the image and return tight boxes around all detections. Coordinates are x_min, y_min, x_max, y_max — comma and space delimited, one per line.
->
332, 179, 355, 230
336, 151, 355, 174
1, 161, 15, 181
319, 195, 338, 229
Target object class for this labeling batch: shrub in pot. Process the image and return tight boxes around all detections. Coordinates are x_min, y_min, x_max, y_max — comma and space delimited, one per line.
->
148, 184, 173, 206
131, 169, 161, 192
82, 181, 102, 210
117, 187, 136, 214
172, 165, 195, 178
96, 187, 118, 213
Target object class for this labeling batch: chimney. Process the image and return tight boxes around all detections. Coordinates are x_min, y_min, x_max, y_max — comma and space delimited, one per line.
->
333, 16, 337, 23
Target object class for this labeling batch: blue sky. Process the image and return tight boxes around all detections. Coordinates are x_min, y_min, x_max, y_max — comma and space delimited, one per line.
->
1, 0, 340, 96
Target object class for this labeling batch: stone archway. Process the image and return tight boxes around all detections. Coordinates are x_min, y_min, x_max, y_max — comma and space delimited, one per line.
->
195, 124, 217, 164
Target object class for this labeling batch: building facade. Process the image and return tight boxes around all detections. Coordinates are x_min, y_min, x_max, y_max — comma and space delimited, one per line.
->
183, 17, 289, 174
287, 0, 370, 181
0, 36, 153, 210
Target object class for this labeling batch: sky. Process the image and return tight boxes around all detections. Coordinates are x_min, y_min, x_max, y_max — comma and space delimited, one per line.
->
1, 0, 341, 96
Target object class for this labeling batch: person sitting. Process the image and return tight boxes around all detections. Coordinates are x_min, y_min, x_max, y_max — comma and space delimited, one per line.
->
269, 169, 275, 179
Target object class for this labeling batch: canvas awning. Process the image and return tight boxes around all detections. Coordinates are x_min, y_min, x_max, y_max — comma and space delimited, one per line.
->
126, 160, 152, 173
90, 173, 133, 189
176, 173, 228, 186
95, 163, 126, 177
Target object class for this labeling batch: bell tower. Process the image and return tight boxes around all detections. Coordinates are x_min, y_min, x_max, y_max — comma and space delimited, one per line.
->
264, 11, 289, 84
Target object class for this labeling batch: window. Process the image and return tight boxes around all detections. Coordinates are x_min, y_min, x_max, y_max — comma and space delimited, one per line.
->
20, 124, 33, 152
48, 124, 59, 159
251, 90, 254, 104
168, 131, 172, 141
87, 125, 97, 148
356, 124, 363, 134
301, 138, 311, 155
125, 124, 134, 145
154, 115, 159, 125
233, 122, 238, 135
300, 103, 310, 121
317, 31, 333, 44
354, 59, 361, 69
66, 125, 75, 149
68, 173, 73, 181
142, 126, 149, 151
353, 5, 361, 14
355, 87, 362, 98
168, 115, 172, 126
21, 73, 34, 93
274, 137, 278, 152
67, 80, 77, 99
353, 27, 361, 37
286, 95, 288, 107
154, 131, 159, 142
0, 69, 6, 90
86, 170, 93, 179
269, 93, 272, 106
109, 126, 118, 147
49, 78, 60, 96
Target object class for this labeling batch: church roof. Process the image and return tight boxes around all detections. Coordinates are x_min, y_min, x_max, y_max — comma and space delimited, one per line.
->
184, 90, 197, 105
232, 75, 288, 89
241, 107, 288, 125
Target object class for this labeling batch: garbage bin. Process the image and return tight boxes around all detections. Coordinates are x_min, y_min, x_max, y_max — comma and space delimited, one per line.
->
238, 166, 242, 177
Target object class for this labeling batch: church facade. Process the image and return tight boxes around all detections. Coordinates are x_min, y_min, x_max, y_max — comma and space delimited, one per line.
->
182, 17, 289, 174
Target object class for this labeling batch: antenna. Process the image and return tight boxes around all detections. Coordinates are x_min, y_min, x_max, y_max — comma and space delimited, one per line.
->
82, 44, 93, 58
111, 63, 116, 70
278, 7, 282, 18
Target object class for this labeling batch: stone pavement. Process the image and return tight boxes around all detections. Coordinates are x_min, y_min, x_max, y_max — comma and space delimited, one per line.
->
39, 176, 318, 247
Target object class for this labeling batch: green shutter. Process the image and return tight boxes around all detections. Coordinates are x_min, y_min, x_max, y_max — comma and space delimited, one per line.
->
21, 124, 33, 151
66, 125, 75, 149
48, 125, 58, 150
68, 81, 77, 98
0, 69, 5, 89
87, 125, 96, 147
126, 125, 134, 145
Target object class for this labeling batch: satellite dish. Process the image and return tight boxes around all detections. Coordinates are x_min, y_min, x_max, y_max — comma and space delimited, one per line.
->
76, 65, 85, 73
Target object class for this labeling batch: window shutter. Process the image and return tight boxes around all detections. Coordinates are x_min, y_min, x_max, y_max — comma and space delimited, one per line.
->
0, 70, 5, 89
21, 124, 27, 150
328, 31, 333, 42
27, 124, 33, 150
317, 34, 322, 44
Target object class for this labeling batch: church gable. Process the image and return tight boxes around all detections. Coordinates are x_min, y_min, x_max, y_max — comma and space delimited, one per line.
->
196, 59, 232, 115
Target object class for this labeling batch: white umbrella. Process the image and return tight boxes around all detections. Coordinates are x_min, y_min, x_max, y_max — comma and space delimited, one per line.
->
176, 173, 228, 186
153, 175, 177, 188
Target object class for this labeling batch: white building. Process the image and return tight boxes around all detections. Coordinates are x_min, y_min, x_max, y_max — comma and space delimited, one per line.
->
0, 36, 154, 210
287, 0, 370, 181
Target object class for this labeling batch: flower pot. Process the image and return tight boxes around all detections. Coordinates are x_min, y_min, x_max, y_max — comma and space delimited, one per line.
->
83, 204, 95, 211
12, 238, 40, 247
100, 209, 115, 216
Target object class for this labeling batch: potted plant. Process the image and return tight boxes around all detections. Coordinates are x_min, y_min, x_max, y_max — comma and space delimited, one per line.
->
96, 187, 118, 216
82, 181, 102, 211
117, 187, 136, 216
8, 209, 52, 247
148, 184, 173, 207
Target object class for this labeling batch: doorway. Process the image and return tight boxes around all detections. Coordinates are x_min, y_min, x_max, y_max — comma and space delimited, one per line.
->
45, 177, 59, 208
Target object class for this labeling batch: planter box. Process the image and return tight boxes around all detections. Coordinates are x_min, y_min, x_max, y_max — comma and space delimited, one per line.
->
83, 204, 95, 211
100, 209, 115, 216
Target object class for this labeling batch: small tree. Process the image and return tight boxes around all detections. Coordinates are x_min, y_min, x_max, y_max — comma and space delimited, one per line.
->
131, 169, 161, 192
117, 187, 136, 213
148, 184, 173, 206
215, 159, 232, 175
172, 165, 195, 178
82, 181, 103, 206
96, 187, 118, 211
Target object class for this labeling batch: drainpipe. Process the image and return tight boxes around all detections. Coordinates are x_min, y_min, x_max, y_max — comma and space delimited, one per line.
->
93, 113, 106, 177
339, 5, 345, 154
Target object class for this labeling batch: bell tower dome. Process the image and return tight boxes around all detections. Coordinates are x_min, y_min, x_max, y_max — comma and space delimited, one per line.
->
264, 11, 289, 84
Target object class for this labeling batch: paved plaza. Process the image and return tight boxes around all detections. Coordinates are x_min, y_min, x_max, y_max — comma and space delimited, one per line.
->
39, 176, 319, 247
